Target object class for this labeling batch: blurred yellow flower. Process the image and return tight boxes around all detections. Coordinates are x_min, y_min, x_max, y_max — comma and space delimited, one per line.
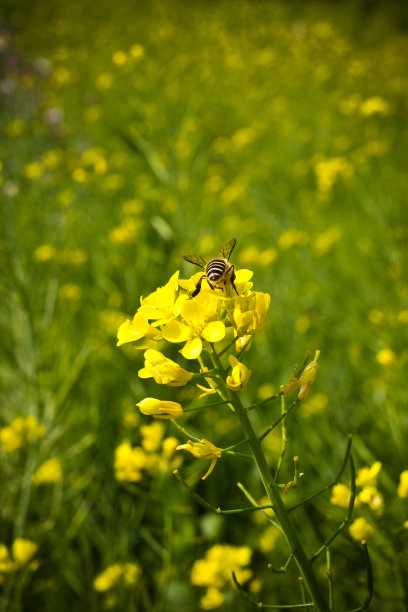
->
0, 416, 45, 453
114, 440, 152, 482
24, 161, 44, 180
360, 97, 390, 116
112, 50, 128, 65
140, 421, 165, 453
200, 586, 224, 609
94, 564, 122, 591
397, 470, 408, 498
32, 458, 62, 485
314, 157, 353, 194
358, 486, 384, 513
226, 355, 252, 391
59, 284, 82, 301
330, 483, 352, 509
257, 526, 281, 553
138, 349, 193, 386
349, 518, 374, 541
176, 439, 221, 479
109, 218, 140, 243
356, 461, 381, 487
376, 348, 396, 365
161, 436, 179, 459
12, 539, 38, 566
191, 544, 252, 589
34, 244, 56, 262
129, 44, 144, 59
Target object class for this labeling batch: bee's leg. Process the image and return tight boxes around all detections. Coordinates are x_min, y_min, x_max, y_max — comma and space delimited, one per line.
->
192, 275, 206, 298
207, 280, 216, 291
230, 266, 239, 295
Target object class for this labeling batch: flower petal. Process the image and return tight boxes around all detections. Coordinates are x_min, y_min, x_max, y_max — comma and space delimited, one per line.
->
202, 321, 226, 343
181, 337, 202, 359
162, 320, 191, 343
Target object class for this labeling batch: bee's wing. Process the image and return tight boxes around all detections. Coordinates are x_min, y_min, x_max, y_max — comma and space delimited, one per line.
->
220, 238, 237, 260
183, 254, 207, 269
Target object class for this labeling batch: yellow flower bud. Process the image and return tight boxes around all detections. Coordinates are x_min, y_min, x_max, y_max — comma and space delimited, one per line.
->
138, 350, 193, 386
226, 355, 252, 391
136, 398, 183, 419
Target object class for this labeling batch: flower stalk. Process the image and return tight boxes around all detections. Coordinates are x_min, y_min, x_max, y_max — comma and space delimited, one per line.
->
210, 348, 330, 612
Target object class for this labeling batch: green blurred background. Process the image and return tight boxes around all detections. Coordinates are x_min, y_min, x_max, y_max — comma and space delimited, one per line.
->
1, 0, 407, 610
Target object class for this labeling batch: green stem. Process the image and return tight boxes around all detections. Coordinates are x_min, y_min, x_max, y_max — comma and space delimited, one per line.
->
210, 347, 330, 612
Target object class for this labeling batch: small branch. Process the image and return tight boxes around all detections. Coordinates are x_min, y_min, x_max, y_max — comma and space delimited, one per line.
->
310, 455, 356, 563
232, 571, 314, 609
347, 541, 373, 611
288, 435, 353, 513
326, 548, 333, 611
173, 470, 274, 514
274, 395, 288, 481
258, 399, 299, 440
246, 391, 284, 412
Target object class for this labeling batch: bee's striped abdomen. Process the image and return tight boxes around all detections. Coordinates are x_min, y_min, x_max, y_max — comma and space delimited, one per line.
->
206, 258, 227, 281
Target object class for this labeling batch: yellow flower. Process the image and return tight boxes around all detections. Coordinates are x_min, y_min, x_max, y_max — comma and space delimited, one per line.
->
24, 161, 44, 180
200, 587, 224, 609
191, 544, 252, 589
349, 518, 374, 541
32, 458, 62, 485
226, 355, 252, 391
356, 462, 382, 487
114, 440, 151, 482
231, 291, 271, 337
397, 470, 408, 498
162, 293, 226, 359
138, 349, 193, 386
140, 421, 165, 452
0, 544, 15, 574
137, 398, 183, 419
0, 416, 45, 453
122, 562, 141, 586
94, 564, 123, 591
360, 97, 390, 116
93, 561, 141, 592
330, 484, 352, 509
137, 271, 183, 326
34, 244, 56, 261
12, 539, 38, 566
117, 314, 162, 348
358, 486, 384, 513
376, 348, 396, 365
282, 351, 320, 400
176, 439, 221, 480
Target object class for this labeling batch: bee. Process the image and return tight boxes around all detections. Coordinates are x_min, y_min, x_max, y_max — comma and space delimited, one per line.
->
184, 238, 238, 298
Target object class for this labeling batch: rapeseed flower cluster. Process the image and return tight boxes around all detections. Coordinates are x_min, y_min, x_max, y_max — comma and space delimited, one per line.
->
190, 544, 252, 609
114, 421, 180, 482
94, 562, 141, 592
331, 461, 386, 540
118, 265, 271, 478
0, 539, 38, 584
0, 416, 45, 453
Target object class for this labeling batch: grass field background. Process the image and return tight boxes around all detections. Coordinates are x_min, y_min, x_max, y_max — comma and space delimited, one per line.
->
1, 0, 408, 610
